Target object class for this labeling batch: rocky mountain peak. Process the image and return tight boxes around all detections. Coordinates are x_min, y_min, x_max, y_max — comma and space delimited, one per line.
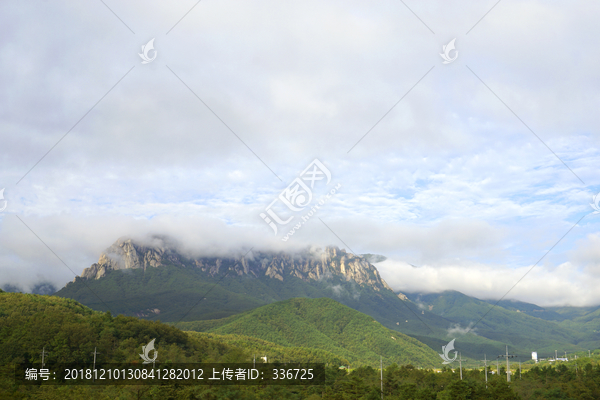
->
78, 237, 182, 281
77, 238, 393, 292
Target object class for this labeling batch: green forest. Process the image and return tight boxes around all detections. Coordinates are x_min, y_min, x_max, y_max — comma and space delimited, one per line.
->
3, 289, 600, 399
178, 297, 441, 368
55, 258, 600, 363
187, 332, 349, 366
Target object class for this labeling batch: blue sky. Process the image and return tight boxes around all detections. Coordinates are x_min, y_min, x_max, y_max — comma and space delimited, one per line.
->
1, 0, 600, 306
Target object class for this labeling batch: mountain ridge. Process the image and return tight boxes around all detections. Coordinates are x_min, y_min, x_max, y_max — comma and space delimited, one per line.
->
58, 237, 442, 333
76, 237, 394, 293
55, 237, 600, 362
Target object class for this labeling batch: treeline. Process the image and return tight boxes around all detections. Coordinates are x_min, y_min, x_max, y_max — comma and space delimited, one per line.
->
5, 362, 600, 399
331, 362, 600, 399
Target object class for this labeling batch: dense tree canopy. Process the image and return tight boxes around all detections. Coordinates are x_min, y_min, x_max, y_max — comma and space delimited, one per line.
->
2, 291, 600, 399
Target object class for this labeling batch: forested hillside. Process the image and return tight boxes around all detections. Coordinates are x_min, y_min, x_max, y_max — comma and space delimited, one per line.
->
2, 290, 600, 399
179, 297, 441, 368
187, 332, 349, 366
406, 290, 600, 356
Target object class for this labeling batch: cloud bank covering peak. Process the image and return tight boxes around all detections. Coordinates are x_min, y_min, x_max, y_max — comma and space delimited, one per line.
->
1, 0, 600, 307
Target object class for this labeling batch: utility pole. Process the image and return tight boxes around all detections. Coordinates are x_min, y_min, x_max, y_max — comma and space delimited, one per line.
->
458, 352, 463, 380
498, 346, 516, 382
253, 354, 255, 369
480, 354, 488, 389
589, 350, 591, 358
519, 361, 521, 379
92, 347, 100, 370
40, 347, 49, 368
91, 347, 100, 382
555, 350, 557, 360
380, 356, 383, 400
506, 347, 510, 382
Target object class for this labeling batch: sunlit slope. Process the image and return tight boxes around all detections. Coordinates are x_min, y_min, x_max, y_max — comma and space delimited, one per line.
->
179, 297, 441, 368
0, 289, 251, 366
186, 331, 349, 366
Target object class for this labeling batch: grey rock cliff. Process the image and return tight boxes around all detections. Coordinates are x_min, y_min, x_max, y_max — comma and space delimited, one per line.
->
78, 238, 393, 292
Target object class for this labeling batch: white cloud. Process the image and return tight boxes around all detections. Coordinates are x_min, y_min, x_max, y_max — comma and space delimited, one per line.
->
377, 257, 600, 307
447, 323, 477, 337
1, 0, 600, 305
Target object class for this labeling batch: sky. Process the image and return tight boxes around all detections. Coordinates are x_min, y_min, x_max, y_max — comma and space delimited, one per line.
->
1, 0, 600, 307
